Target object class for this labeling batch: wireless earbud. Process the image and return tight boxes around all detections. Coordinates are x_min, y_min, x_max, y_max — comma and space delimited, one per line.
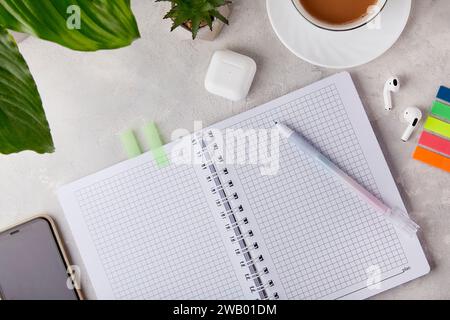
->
384, 76, 400, 111
401, 107, 422, 142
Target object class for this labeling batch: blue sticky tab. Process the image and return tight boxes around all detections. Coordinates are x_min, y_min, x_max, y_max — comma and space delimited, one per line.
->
437, 86, 450, 104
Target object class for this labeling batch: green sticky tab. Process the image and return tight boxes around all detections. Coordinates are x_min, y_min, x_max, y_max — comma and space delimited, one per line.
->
143, 122, 169, 168
431, 101, 450, 122
120, 129, 142, 159
424, 116, 450, 139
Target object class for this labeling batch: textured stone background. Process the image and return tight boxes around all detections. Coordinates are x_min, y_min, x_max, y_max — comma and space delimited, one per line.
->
0, 0, 448, 299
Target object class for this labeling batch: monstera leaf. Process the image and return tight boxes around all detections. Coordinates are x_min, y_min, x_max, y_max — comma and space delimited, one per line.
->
0, 27, 53, 154
0, 0, 140, 154
0, 0, 140, 51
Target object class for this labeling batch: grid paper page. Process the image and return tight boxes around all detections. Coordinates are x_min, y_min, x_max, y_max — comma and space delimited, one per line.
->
231, 84, 406, 299
60, 157, 244, 299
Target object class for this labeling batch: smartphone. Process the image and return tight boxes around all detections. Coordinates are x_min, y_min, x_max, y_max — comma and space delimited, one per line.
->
0, 215, 83, 300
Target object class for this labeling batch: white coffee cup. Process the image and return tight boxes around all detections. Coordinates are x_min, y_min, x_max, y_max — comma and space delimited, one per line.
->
291, 0, 388, 31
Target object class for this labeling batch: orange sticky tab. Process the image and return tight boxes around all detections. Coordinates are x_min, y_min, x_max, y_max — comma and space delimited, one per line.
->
413, 146, 450, 172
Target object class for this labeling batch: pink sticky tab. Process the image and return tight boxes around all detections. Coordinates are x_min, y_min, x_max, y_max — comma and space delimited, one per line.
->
418, 131, 450, 157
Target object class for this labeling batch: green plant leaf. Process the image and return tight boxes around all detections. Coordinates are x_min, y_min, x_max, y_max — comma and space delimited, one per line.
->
0, 0, 140, 51
0, 27, 53, 154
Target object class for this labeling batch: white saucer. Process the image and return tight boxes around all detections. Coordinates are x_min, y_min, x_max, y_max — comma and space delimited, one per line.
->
267, 0, 411, 68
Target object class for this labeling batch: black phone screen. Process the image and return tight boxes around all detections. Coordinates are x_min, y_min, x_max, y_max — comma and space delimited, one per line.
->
0, 217, 79, 300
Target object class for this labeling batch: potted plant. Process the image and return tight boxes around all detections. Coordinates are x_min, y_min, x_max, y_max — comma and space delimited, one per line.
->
158, 0, 231, 41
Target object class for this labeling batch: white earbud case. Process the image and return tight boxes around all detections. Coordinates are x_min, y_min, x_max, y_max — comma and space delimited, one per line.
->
205, 50, 257, 101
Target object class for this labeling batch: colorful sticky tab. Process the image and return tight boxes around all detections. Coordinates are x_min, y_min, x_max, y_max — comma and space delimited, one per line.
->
418, 131, 450, 157
413, 146, 450, 173
412, 86, 450, 172
120, 129, 142, 159
431, 101, 450, 122
423, 117, 450, 139
143, 122, 169, 168
437, 86, 450, 104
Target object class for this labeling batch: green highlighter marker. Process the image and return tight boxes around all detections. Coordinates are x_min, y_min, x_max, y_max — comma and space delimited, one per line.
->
143, 122, 169, 168
120, 129, 142, 159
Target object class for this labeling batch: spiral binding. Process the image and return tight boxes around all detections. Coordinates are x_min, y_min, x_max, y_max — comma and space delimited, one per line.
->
193, 131, 279, 300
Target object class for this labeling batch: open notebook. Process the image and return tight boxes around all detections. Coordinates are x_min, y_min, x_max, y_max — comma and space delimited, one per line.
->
58, 72, 429, 300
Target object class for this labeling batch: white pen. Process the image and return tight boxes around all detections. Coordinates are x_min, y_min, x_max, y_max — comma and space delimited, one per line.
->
275, 121, 419, 236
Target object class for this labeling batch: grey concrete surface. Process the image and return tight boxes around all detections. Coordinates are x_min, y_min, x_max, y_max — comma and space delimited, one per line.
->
0, 0, 448, 299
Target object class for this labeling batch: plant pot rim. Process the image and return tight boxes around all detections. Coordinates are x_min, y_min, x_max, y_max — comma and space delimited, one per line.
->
181, 20, 210, 32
